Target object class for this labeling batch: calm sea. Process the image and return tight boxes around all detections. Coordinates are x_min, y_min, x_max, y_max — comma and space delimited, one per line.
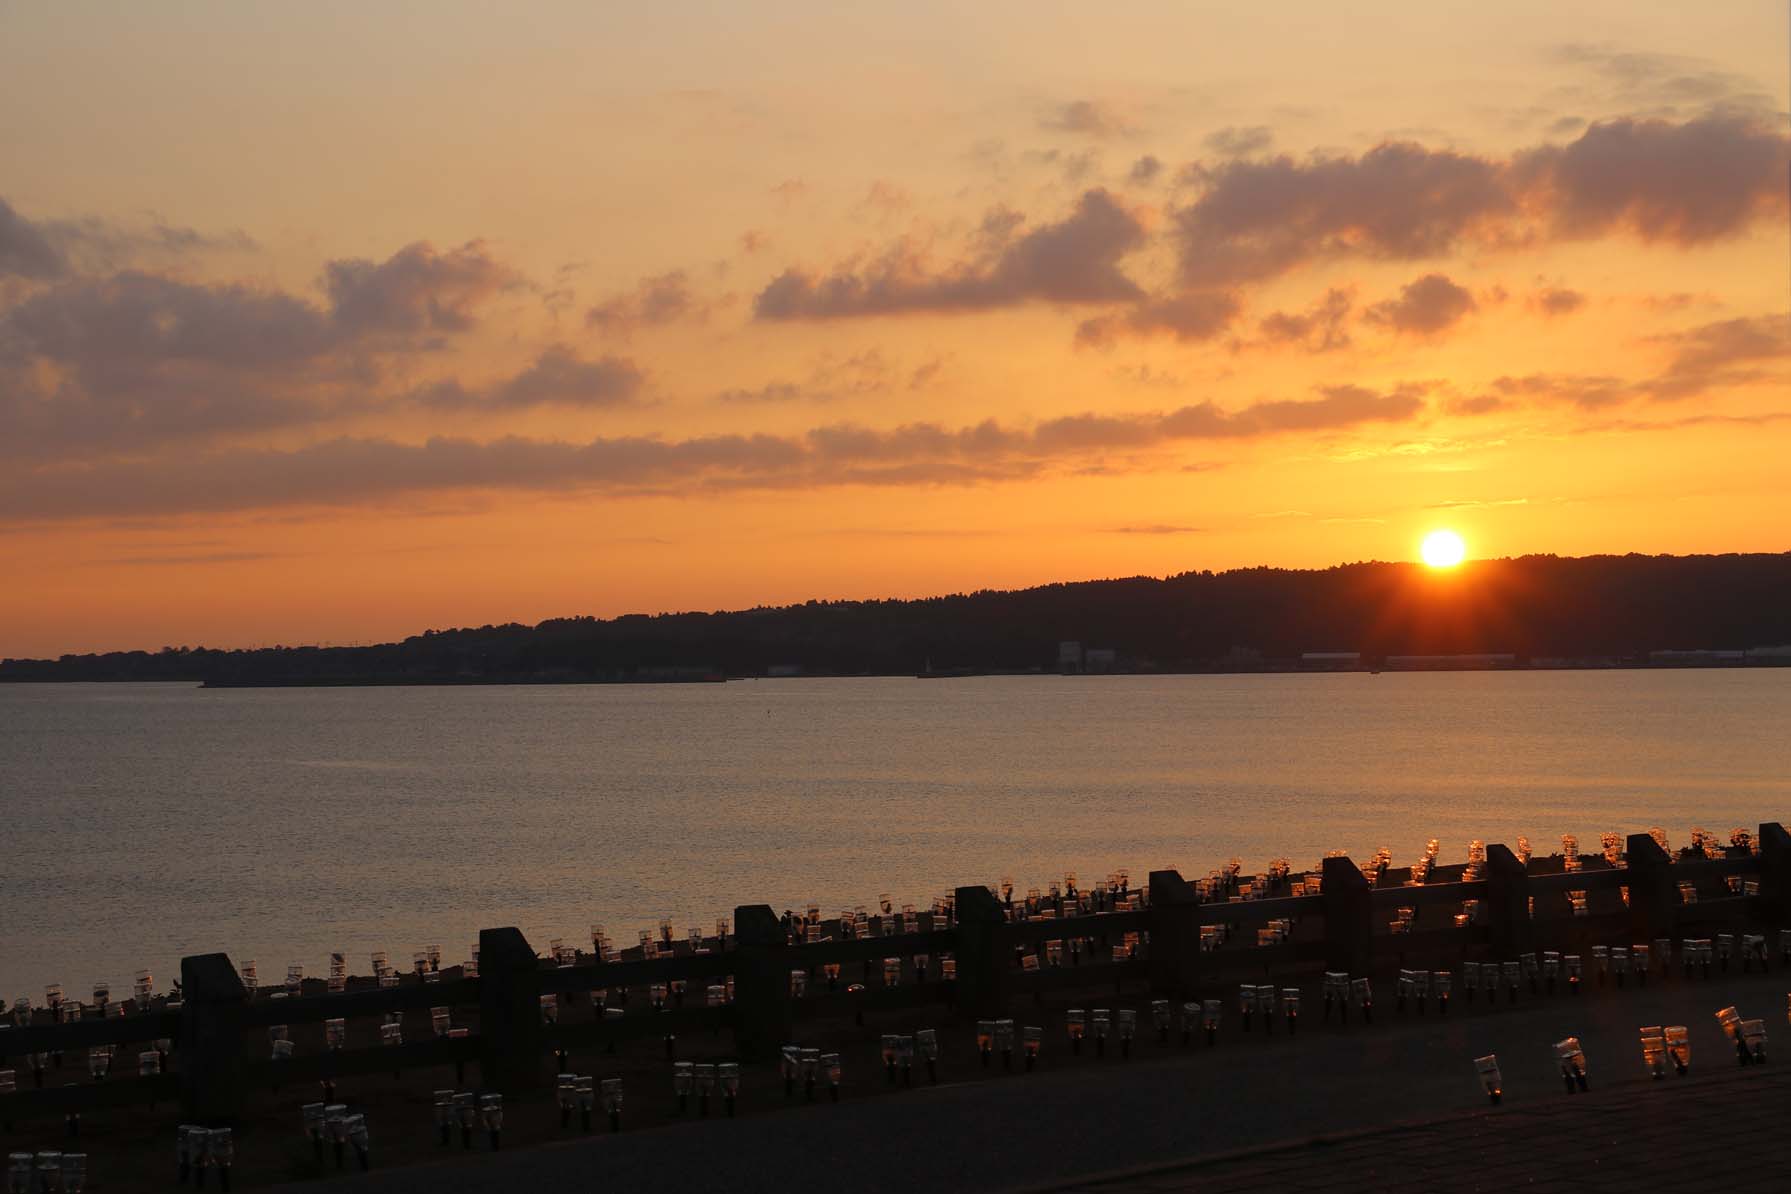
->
2, 672, 1788, 995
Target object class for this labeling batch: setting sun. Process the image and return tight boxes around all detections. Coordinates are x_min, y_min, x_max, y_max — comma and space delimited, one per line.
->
1421, 530, 1467, 568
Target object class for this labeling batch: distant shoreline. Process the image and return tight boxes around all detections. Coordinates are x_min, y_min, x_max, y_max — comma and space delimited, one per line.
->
2, 657, 1787, 687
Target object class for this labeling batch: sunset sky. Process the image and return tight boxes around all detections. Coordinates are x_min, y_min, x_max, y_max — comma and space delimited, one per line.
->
3, 1, 1788, 657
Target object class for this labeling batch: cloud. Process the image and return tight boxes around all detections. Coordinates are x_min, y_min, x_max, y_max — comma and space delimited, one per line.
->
418, 347, 645, 411
857, 180, 911, 214
1129, 155, 1163, 183
0, 384, 1429, 521
1469, 373, 1630, 411
1171, 113, 1788, 284
1550, 44, 1777, 117
1174, 142, 1511, 283
3, 270, 336, 370
1575, 410, 1791, 435
1110, 523, 1204, 535
1, 198, 68, 278
1427, 496, 1529, 510
585, 270, 706, 332
1510, 113, 1789, 245
1642, 314, 1790, 400
1203, 126, 1274, 157
1530, 285, 1586, 316
1028, 383, 1426, 451
1451, 318, 1788, 413
1363, 273, 1477, 335
753, 189, 1147, 319
322, 240, 515, 335
3, 197, 256, 280
1257, 287, 1354, 352
1444, 394, 1514, 416
1075, 290, 1240, 347
0, 238, 548, 460
1040, 100, 1135, 139
717, 349, 897, 404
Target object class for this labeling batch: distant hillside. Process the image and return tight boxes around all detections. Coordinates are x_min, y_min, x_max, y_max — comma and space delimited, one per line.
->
5, 553, 1790, 684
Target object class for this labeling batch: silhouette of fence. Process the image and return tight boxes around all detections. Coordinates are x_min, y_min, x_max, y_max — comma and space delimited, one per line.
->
3, 823, 1787, 1125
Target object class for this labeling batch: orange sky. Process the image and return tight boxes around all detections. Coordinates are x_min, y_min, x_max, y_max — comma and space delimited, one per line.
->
2, 1, 1788, 657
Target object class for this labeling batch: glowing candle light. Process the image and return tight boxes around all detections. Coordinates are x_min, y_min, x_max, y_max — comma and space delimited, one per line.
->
1554, 1037, 1588, 1093
1474, 1055, 1502, 1104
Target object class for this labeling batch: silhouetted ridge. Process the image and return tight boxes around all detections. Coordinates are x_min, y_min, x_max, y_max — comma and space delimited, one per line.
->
4, 553, 1789, 684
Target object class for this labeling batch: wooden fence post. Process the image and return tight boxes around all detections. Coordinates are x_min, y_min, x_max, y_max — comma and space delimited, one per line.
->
1625, 833, 1677, 943
179, 953, 246, 1121
1321, 856, 1373, 976
953, 885, 1008, 1018
478, 926, 544, 1094
1758, 822, 1791, 924
1147, 870, 1201, 998
1483, 844, 1533, 957
730, 904, 791, 1063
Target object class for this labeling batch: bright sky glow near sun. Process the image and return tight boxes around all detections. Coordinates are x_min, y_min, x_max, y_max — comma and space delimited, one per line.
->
1, 1, 1788, 657
1421, 530, 1468, 568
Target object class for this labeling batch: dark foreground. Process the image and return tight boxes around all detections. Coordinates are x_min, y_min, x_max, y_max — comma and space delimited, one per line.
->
261, 963, 1790, 1194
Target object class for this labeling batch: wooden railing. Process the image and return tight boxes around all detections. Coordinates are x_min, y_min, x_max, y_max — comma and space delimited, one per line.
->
3, 822, 1786, 1125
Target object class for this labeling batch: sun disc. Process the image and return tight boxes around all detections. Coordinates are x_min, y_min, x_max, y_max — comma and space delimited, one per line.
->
1421, 529, 1466, 568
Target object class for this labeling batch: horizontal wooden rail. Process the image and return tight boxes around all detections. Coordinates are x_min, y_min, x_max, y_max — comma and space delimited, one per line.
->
1005, 911, 1147, 947
4, 1010, 181, 1054
539, 951, 733, 995
786, 929, 959, 967
1201, 895, 1325, 923
544, 1004, 728, 1048
1369, 881, 1486, 909
241, 979, 482, 1027
243, 1033, 479, 1086
1530, 869, 1628, 895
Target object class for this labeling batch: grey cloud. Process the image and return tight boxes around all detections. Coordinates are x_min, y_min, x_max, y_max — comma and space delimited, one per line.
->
1258, 287, 1354, 352
1364, 273, 1477, 335
1642, 314, 1789, 400
1, 240, 532, 460
1444, 394, 1514, 416
1172, 113, 1788, 284
2, 197, 256, 280
1040, 100, 1135, 139
1110, 524, 1204, 535
0, 384, 1429, 521
585, 270, 706, 332
1454, 317, 1789, 413
323, 240, 515, 335
1030, 384, 1425, 451
4, 271, 335, 370
1, 198, 68, 279
1511, 114, 1789, 245
1129, 155, 1163, 183
1475, 373, 1630, 410
1203, 126, 1274, 157
1075, 290, 1240, 347
717, 349, 896, 405
1531, 286, 1586, 316
753, 189, 1147, 319
418, 347, 645, 411
717, 381, 807, 405
1551, 44, 1777, 116
1174, 142, 1511, 284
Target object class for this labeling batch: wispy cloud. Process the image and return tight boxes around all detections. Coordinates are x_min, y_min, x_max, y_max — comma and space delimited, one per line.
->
0, 384, 1431, 521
